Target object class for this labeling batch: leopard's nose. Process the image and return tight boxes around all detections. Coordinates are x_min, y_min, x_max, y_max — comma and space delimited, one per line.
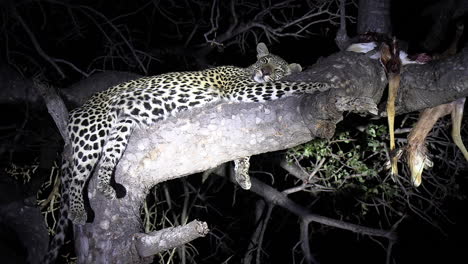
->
261, 67, 272, 76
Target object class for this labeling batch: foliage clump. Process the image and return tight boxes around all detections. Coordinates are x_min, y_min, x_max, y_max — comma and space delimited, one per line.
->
286, 120, 465, 225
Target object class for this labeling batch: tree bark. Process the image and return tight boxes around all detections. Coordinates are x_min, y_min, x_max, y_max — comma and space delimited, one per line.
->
0, 67, 140, 107
74, 45, 468, 262
357, 0, 392, 34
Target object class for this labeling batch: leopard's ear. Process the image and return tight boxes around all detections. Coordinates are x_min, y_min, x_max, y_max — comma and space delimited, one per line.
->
288, 63, 302, 73
256, 42, 269, 59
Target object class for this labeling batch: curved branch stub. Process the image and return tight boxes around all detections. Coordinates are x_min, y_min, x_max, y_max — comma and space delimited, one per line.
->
134, 220, 209, 258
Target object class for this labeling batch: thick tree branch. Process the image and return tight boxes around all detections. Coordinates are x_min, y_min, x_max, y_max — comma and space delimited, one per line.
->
75, 92, 335, 262
33, 81, 69, 142
357, 0, 391, 34
283, 44, 468, 114
335, 0, 350, 51
61, 71, 141, 107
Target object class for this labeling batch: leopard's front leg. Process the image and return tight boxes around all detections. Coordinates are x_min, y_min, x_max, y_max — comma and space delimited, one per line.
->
234, 157, 251, 189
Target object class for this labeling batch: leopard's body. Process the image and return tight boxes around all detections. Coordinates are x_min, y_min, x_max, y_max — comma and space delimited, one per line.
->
44, 43, 327, 263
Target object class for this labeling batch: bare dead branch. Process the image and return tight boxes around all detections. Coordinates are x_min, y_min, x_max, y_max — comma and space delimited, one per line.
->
300, 220, 317, 264
202, 0, 343, 48
77, 5, 148, 74
249, 177, 397, 241
243, 200, 266, 264
280, 157, 310, 181
52, 59, 88, 77
204, 0, 222, 46
135, 220, 209, 257
256, 203, 273, 264
211, 165, 396, 242
281, 157, 329, 195
13, 9, 65, 78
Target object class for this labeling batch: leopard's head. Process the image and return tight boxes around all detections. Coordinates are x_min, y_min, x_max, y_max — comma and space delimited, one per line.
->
249, 42, 302, 83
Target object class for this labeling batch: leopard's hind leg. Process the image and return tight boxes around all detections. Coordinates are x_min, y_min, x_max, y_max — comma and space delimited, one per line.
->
97, 117, 135, 200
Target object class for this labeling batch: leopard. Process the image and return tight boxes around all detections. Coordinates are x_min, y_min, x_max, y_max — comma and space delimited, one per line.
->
44, 42, 328, 263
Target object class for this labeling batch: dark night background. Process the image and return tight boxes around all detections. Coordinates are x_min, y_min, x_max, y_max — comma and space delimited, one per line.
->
0, 0, 467, 263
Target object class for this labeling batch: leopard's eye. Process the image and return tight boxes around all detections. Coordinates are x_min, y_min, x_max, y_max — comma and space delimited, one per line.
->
260, 57, 269, 63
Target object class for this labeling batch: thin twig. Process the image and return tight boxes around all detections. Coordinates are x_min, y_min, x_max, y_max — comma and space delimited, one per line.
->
13, 9, 65, 78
